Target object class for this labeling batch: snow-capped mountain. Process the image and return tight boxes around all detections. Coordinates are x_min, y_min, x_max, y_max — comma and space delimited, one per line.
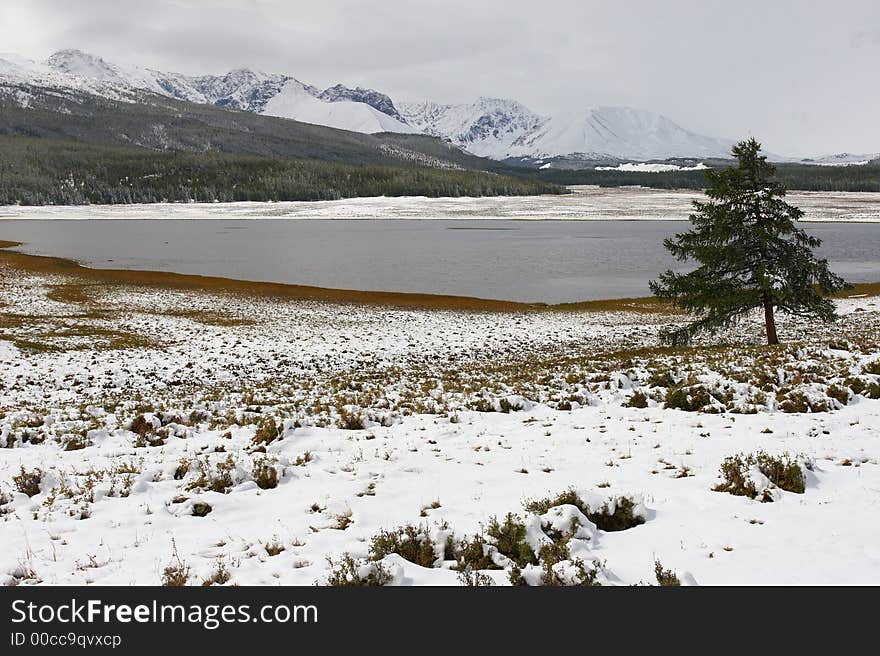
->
262, 80, 410, 133
399, 97, 546, 159
0, 51, 144, 103
1, 50, 413, 135
0, 48, 793, 162
399, 100, 733, 161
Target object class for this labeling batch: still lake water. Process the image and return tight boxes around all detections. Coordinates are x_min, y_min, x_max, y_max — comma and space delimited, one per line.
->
2, 219, 878, 303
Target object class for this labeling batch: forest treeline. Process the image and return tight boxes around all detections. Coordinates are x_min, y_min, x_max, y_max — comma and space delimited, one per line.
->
0, 136, 565, 205
529, 162, 880, 191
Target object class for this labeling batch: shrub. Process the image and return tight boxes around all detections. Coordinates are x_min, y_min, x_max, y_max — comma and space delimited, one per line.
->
524, 489, 583, 515
654, 560, 681, 586
486, 513, 536, 568
162, 545, 190, 587
63, 435, 88, 451
191, 502, 212, 517
13, 466, 42, 497
845, 377, 867, 395
826, 385, 850, 405
864, 360, 880, 375
187, 455, 236, 493
455, 513, 536, 571
713, 451, 805, 501
755, 452, 805, 494
714, 454, 761, 499
201, 561, 231, 586
647, 371, 676, 388
130, 414, 154, 437
540, 556, 601, 587
326, 554, 392, 586
626, 391, 649, 408
588, 497, 645, 532
173, 458, 190, 480
252, 457, 278, 490
524, 490, 644, 532
509, 542, 601, 587
252, 417, 281, 446
664, 385, 713, 412
264, 540, 286, 557
779, 391, 828, 413
130, 414, 165, 447
848, 378, 880, 399
337, 406, 366, 430
457, 566, 494, 586
455, 535, 501, 571
498, 397, 524, 413
332, 511, 353, 530
469, 398, 496, 413
369, 524, 448, 568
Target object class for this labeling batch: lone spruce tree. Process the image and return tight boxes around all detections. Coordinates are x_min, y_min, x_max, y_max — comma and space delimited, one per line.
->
650, 138, 849, 346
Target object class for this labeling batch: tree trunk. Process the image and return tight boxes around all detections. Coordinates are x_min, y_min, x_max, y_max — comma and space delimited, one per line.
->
762, 292, 779, 345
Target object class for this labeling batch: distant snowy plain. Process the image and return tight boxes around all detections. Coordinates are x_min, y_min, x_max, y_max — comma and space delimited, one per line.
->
2, 186, 880, 222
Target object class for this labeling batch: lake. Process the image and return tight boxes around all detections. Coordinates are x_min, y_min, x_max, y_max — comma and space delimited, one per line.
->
2, 219, 878, 303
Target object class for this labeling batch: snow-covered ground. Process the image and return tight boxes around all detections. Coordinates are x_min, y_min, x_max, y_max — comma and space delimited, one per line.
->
1, 261, 879, 586
2, 186, 880, 221
595, 162, 709, 173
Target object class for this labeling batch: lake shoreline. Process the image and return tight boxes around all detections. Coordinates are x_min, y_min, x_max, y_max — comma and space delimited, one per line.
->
3, 240, 878, 312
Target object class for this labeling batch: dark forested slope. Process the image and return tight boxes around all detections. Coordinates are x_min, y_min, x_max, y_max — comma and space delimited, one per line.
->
0, 136, 563, 205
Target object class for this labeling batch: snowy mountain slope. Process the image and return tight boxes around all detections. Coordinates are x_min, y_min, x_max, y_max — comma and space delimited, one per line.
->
24, 49, 414, 135
0, 52, 144, 103
319, 84, 405, 122
796, 152, 880, 166
263, 80, 411, 133
399, 97, 545, 159
400, 100, 734, 160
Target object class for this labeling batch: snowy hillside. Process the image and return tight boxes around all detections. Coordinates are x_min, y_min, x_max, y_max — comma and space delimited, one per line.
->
263, 80, 411, 133
399, 97, 546, 159
319, 84, 405, 122
400, 100, 734, 160
517, 106, 733, 160
0, 50, 414, 135
0, 51, 144, 103
797, 153, 880, 167
3, 251, 880, 586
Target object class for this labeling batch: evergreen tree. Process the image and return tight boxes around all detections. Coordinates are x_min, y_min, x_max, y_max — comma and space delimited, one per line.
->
650, 138, 850, 346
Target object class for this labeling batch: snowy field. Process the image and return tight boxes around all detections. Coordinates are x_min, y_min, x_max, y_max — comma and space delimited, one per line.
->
1, 259, 880, 586
2, 185, 880, 222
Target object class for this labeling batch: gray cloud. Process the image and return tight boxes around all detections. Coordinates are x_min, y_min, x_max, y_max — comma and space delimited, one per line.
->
2, 0, 879, 157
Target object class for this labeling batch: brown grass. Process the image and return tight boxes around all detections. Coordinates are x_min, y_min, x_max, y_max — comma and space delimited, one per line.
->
0, 247, 534, 312
46, 283, 96, 305
155, 310, 257, 327
838, 282, 880, 299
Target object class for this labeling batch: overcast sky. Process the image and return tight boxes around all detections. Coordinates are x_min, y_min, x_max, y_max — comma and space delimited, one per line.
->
1, 0, 878, 157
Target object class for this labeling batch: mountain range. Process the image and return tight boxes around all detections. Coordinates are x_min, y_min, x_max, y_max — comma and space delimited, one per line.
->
0, 49, 738, 162
0, 49, 875, 166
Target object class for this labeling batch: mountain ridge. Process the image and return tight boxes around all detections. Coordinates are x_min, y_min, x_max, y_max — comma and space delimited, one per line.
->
4, 49, 872, 163
0, 49, 741, 162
